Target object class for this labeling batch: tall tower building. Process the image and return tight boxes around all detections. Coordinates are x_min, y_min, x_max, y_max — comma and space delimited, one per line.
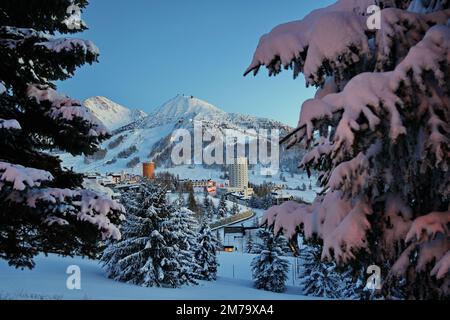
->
143, 162, 155, 179
229, 157, 248, 189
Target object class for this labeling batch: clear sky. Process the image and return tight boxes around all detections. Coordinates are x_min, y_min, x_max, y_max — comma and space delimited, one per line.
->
58, 0, 334, 127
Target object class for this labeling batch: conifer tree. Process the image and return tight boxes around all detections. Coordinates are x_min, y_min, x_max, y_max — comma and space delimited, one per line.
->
102, 183, 197, 288
251, 229, 290, 293
0, 0, 123, 269
299, 242, 362, 299
218, 195, 228, 218
246, 232, 254, 253
194, 219, 220, 281
231, 202, 240, 216
248, 0, 450, 298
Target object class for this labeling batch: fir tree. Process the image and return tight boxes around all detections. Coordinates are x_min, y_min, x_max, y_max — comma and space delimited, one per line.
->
207, 199, 215, 220
247, 0, 450, 298
246, 232, 254, 253
298, 242, 362, 299
194, 219, 220, 281
187, 184, 199, 214
231, 202, 240, 216
101, 183, 197, 288
215, 230, 223, 251
217, 195, 228, 218
168, 207, 199, 285
202, 188, 211, 216
0, 0, 123, 269
251, 229, 290, 293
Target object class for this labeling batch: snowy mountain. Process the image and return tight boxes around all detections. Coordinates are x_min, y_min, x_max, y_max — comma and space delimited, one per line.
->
84, 96, 147, 131
60, 95, 301, 174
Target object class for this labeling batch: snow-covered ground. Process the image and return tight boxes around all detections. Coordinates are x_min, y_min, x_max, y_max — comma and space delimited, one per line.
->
0, 253, 315, 300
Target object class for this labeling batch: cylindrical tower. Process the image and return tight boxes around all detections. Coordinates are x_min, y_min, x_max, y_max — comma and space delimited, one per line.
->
143, 162, 155, 179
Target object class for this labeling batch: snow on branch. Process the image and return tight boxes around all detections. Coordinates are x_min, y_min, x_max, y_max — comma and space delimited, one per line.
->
245, 0, 449, 87
62, 2, 87, 32
392, 237, 450, 277
26, 85, 108, 137
431, 251, 450, 279
26, 188, 125, 240
327, 141, 382, 195
244, 9, 369, 87
289, 24, 450, 154
0, 119, 21, 130
0, 26, 49, 49
321, 197, 372, 263
375, 8, 450, 71
35, 38, 99, 56
0, 162, 53, 191
262, 191, 374, 263
405, 211, 450, 243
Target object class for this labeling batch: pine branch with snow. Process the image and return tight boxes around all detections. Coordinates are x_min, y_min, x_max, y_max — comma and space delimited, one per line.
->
0, 1, 122, 269
246, 0, 450, 299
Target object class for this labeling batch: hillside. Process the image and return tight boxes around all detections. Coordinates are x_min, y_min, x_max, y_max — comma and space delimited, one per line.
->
60, 95, 302, 174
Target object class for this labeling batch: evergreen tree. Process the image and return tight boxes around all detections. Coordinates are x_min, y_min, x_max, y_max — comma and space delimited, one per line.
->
194, 219, 220, 281
176, 191, 185, 208
248, 195, 260, 209
215, 230, 223, 251
187, 184, 199, 214
207, 199, 215, 220
298, 243, 362, 299
247, 0, 450, 298
231, 202, 240, 216
251, 229, 290, 293
169, 207, 199, 285
202, 188, 210, 216
101, 183, 197, 288
217, 195, 228, 218
0, 0, 123, 269
246, 232, 254, 253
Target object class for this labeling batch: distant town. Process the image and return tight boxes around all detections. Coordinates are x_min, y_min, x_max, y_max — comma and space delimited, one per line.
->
83, 157, 315, 253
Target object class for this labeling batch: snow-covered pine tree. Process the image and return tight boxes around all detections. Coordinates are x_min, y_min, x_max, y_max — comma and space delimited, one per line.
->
101, 183, 166, 284
170, 207, 200, 285
215, 230, 224, 251
203, 188, 210, 216
251, 229, 290, 293
101, 183, 196, 288
218, 195, 228, 218
231, 202, 240, 216
298, 242, 362, 299
246, 231, 255, 253
194, 219, 220, 281
0, 0, 123, 269
176, 191, 186, 208
187, 184, 199, 214
246, 0, 450, 298
207, 199, 215, 219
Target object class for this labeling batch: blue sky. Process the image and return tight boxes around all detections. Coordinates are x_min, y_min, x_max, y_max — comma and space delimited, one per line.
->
59, 0, 333, 127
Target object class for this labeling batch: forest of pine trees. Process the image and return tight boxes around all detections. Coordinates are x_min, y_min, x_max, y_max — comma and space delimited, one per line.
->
101, 183, 220, 287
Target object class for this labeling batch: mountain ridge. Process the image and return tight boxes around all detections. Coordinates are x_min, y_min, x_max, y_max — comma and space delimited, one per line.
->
60, 94, 301, 174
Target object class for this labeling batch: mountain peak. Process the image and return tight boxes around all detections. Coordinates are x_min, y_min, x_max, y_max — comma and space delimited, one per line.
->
84, 96, 147, 131
152, 94, 226, 119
